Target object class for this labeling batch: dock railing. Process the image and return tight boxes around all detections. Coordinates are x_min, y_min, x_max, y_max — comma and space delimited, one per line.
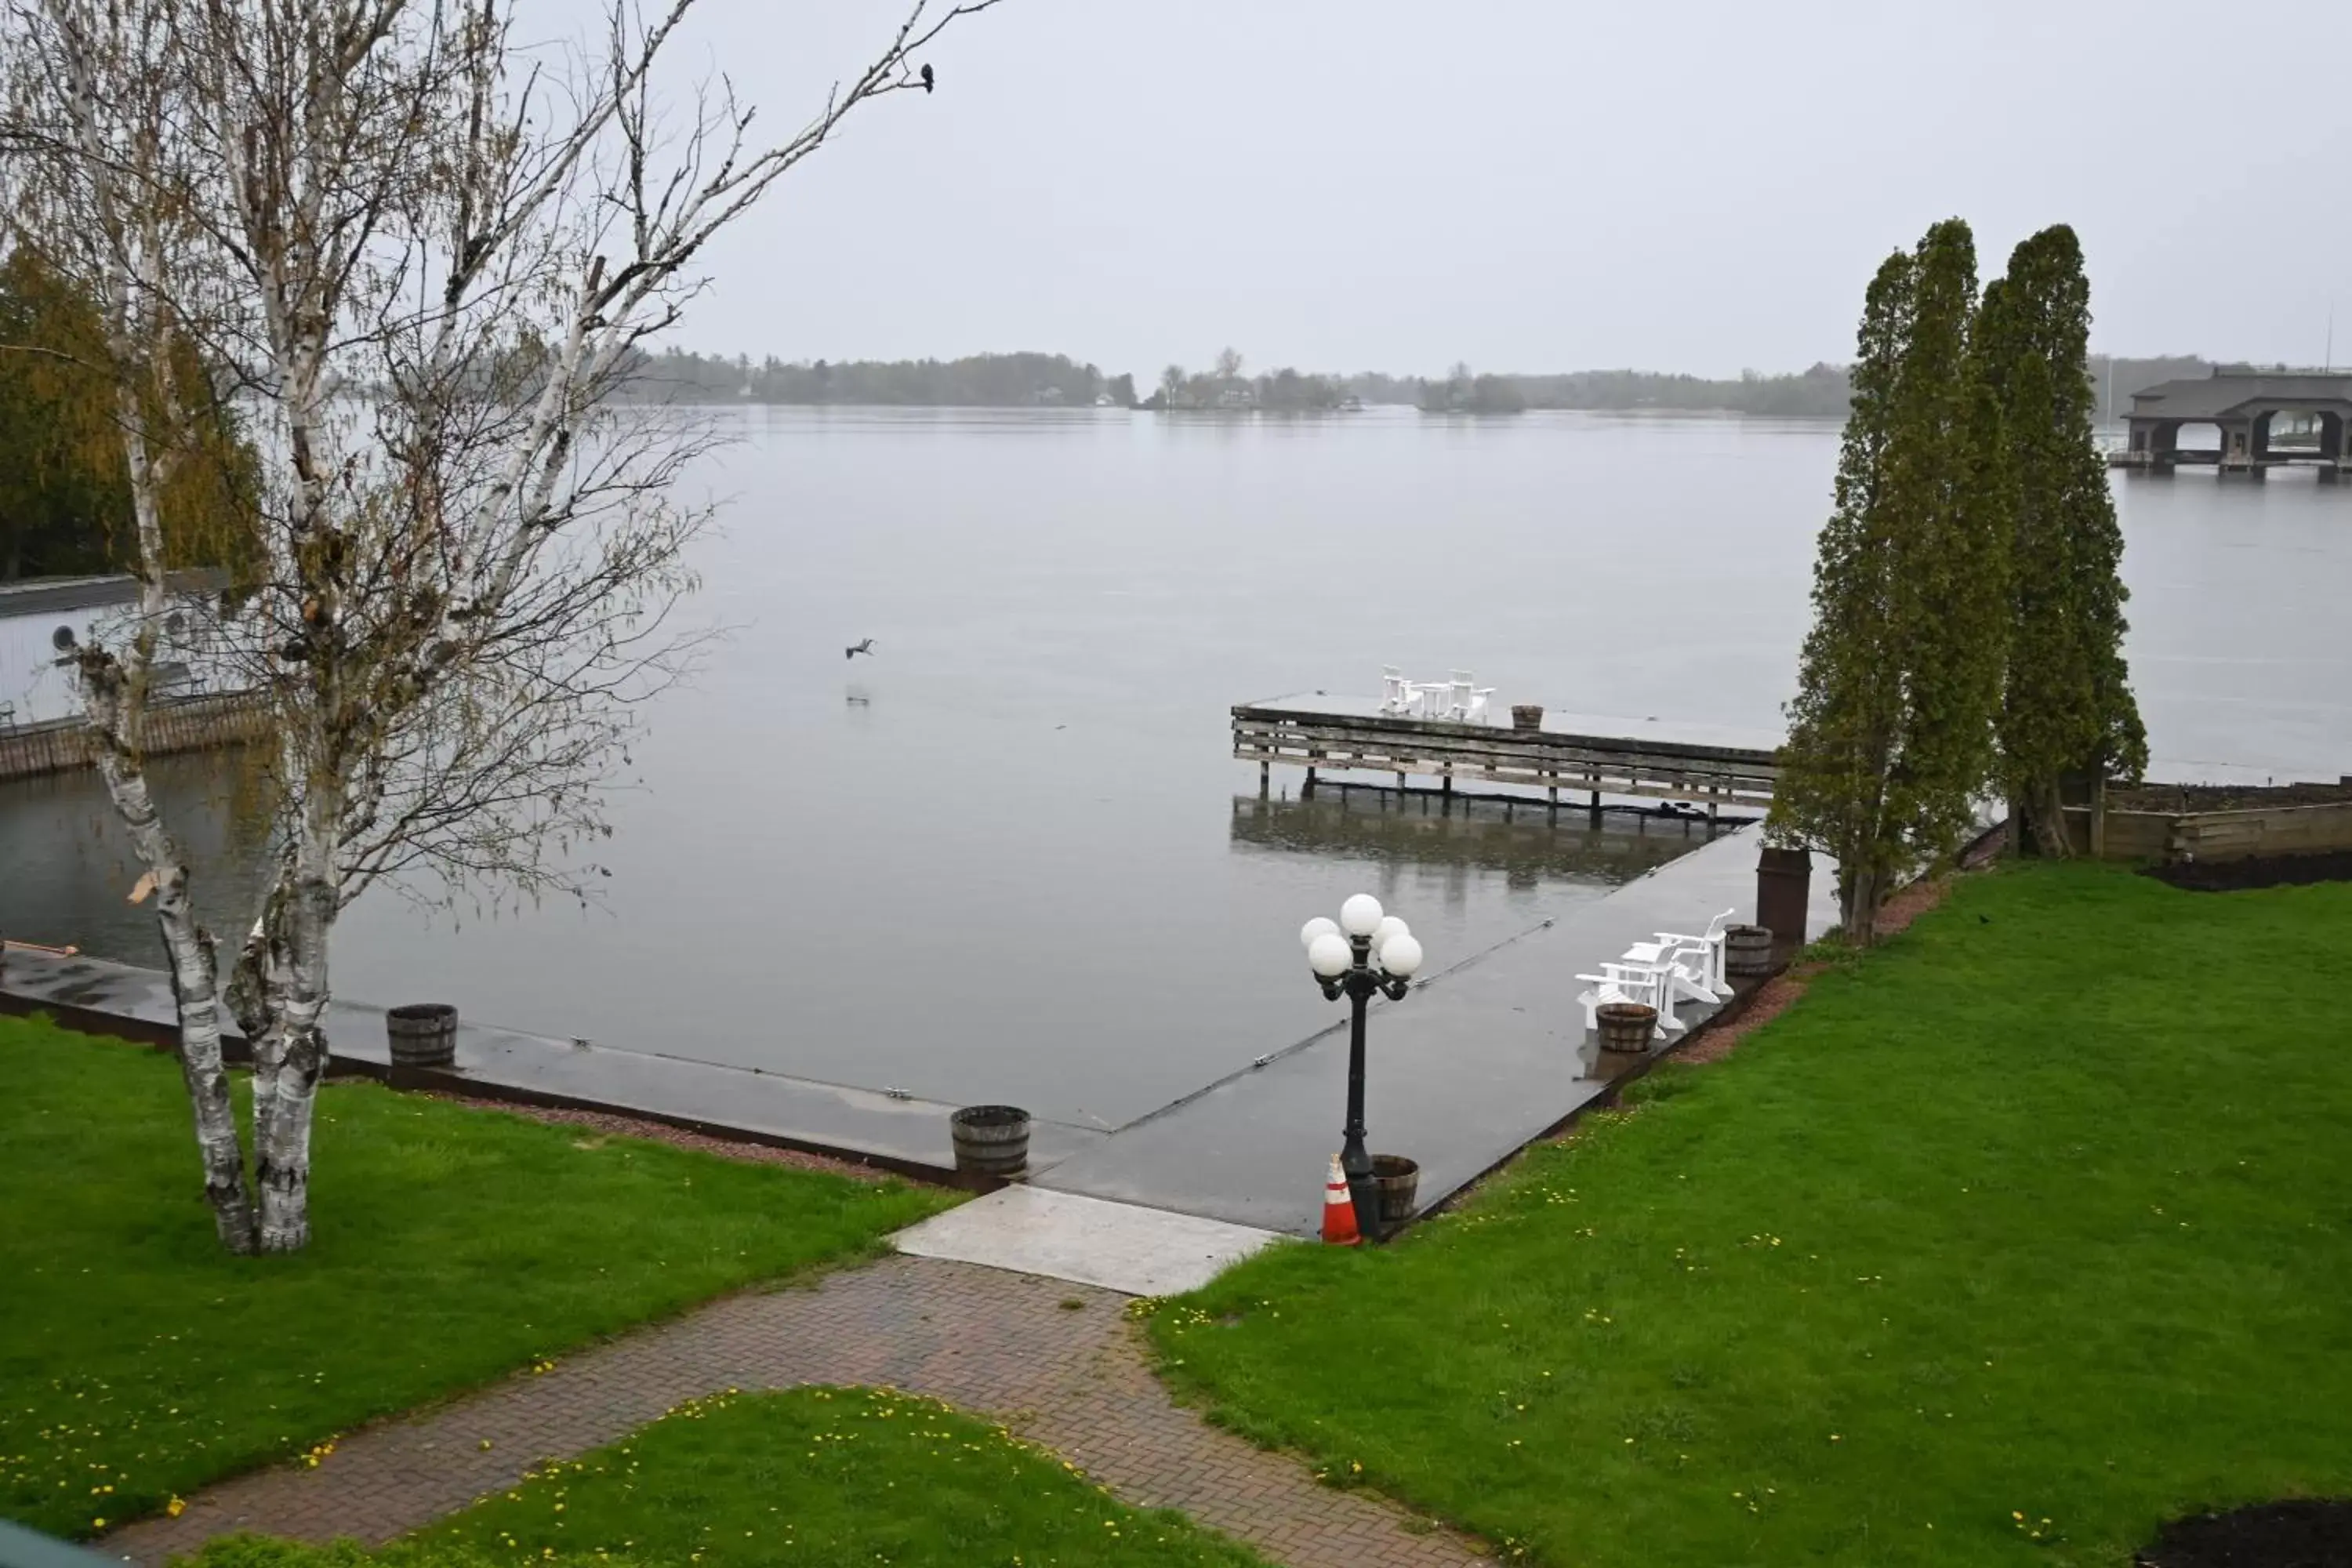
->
1232, 701, 1778, 815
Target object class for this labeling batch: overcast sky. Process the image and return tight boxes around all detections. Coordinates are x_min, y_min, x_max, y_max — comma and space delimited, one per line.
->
637, 0, 2352, 379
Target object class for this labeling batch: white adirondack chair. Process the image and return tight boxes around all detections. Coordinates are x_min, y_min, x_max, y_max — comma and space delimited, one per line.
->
1574, 976, 1629, 1034
1629, 944, 1720, 1011
1576, 960, 1684, 1037
1429, 671, 1496, 724
1623, 909, 1737, 1000
1404, 680, 1450, 718
1380, 666, 1409, 714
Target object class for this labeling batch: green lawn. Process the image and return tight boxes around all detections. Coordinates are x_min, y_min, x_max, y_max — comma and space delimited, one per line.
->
0, 1018, 953, 1540
185, 1387, 1265, 1568
1150, 863, 2352, 1566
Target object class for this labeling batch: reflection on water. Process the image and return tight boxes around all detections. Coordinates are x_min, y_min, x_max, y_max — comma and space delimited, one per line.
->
1229, 789, 1713, 894
0, 749, 274, 962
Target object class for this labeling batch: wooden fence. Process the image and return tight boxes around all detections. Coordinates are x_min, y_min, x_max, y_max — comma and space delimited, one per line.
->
0, 691, 270, 783
2060, 793, 2352, 864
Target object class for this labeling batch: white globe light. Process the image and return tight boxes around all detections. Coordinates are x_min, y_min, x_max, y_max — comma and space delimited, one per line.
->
1308, 931, 1353, 978
1299, 916, 1341, 950
1339, 893, 1385, 938
1374, 916, 1410, 951
1379, 933, 1425, 979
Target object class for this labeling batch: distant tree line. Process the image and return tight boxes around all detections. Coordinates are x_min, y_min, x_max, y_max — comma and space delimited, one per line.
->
1508, 365, 1849, 417
611, 343, 2232, 422
1417, 362, 1527, 414
1144, 348, 1349, 411
621, 349, 1133, 408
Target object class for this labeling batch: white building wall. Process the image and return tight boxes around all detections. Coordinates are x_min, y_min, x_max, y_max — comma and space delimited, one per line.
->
0, 588, 249, 728
0, 601, 109, 726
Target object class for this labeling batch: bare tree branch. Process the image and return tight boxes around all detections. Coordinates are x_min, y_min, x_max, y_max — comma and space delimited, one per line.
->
2, 0, 1009, 1251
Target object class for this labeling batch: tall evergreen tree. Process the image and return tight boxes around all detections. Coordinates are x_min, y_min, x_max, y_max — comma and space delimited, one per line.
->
1979, 226, 2147, 853
1771, 220, 2008, 942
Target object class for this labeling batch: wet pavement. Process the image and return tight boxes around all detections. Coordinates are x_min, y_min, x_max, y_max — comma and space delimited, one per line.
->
2, 824, 1832, 1231
0, 943, 1106, 1181
1034, 823, 1838, 1233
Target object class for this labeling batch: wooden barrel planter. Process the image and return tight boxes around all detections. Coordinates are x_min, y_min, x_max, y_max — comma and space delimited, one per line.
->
949, 1105, 1032, 1181
1370, 1154, 1420, 1229
1723, 924, 1774, 978
1594, 1001, 1656, 1077
386, 1004, 457, 1069
1511, 703, 1544, 731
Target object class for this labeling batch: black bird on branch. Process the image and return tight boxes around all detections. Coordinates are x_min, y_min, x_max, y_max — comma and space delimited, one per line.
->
845, 638, 876, 659
919, 62, 935, 93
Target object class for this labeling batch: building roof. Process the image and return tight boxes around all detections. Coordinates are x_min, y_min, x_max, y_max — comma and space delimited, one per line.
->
0, 569, 230, 619
2126, 369, 2352, 421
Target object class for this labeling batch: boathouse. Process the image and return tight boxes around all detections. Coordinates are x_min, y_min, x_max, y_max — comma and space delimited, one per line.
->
2118, 365, 2352, 474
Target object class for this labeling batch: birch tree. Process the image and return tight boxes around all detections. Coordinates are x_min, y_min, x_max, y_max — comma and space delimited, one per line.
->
3, 0, 261, 1247
3, 0, 1004, 1252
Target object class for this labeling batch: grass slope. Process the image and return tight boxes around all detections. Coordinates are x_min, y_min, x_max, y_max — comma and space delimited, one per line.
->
1150, 864, 2352, 1566
186, 1387, 1267, 1568
0, 1018, 952, 1539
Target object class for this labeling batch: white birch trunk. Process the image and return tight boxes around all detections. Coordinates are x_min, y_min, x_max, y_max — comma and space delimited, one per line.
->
253, 792, 339, 1252
80, 414, 258, 1250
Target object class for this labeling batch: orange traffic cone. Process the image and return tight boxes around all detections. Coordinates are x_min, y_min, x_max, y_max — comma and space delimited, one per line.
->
1320, 1153, 1360, 1246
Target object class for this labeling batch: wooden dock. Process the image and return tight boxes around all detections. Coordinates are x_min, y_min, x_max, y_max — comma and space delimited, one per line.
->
1232, 694, 1779, 821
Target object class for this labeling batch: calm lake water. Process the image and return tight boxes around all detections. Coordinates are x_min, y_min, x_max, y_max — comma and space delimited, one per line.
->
6, 408, 2349, 1123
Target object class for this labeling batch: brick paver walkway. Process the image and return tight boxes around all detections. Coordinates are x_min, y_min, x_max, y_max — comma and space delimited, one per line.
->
110, 1256, 1490, 1568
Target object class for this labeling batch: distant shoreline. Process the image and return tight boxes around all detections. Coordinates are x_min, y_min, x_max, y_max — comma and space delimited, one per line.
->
619, 350, 2228, 425
630, 395, 1847, 419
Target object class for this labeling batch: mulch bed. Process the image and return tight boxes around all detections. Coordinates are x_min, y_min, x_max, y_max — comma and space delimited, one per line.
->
2138, 1500, 2352, 1567
2147, 850, 2352, 894
425, 1091, 901, 1183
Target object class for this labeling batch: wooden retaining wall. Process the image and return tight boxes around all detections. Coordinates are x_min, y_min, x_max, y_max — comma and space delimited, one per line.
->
2157, 800, 2352, 862
2065, 800, 2352, 863
1233, 704, 1779, 810
0, 690, 270, 782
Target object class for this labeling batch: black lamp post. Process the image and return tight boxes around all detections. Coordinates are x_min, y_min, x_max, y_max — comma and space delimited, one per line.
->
1301, 895, 1423, 1242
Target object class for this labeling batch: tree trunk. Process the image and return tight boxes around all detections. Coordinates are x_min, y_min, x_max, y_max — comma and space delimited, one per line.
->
2030, 776, 2071, 858
84, 678, 258, 1252
253, 1022, 322, 1252
1841, 861, 1881, 948
254, 840, 336, 1252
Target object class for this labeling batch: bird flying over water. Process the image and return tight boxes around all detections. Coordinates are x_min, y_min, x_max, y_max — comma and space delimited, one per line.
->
845, 638, 876, 659
919, 63, 935, 93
